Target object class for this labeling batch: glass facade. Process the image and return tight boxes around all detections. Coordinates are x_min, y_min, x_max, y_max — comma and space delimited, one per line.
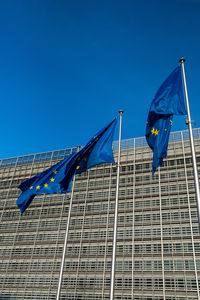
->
0, 128, 200, 299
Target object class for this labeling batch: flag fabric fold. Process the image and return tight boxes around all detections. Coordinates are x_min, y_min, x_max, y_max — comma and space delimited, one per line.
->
146, 65, 186, 174
17, 118, 117, 214
149, 66, 186, 115
146, 112, 173, 174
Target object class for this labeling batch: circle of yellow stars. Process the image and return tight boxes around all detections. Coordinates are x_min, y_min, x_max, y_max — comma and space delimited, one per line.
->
29, 135, 100, 190
29, 170, 58, 190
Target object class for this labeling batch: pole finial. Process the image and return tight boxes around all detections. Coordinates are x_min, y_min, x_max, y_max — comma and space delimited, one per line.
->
179, 57, 186, 63
119, 110, 124, 114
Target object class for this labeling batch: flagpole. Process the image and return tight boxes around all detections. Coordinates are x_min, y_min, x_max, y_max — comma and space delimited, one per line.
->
110, 110, 123, 300
179, 57, 200, 228
56, 147, 79, 300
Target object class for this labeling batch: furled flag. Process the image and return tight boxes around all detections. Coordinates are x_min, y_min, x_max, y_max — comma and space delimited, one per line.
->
146, 65, 186, 174
17, 118, 117, 214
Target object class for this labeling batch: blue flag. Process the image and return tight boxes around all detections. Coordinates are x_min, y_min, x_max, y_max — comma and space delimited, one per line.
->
146, 65, 186, 174
17, 118, 117, 214
149, 66, 186, 115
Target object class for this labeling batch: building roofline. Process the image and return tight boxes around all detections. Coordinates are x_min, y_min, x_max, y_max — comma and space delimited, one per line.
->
1, 127, 200, 167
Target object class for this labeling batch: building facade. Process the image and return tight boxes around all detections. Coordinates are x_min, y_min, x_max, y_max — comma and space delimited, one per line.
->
0, 128, 200, 300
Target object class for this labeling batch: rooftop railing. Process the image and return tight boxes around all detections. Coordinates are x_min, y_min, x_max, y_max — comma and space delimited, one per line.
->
1, 128, 200, 168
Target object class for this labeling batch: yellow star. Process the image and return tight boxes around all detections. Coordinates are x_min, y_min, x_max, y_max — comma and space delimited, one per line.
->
95, 138, 99, 142
36, 185, 40, 190
154, 129, 159, 136
50, 178, 55, 182
84, 158, 87, 161
53, 170, 57, 174
93, 135, 97, 138
44, 183, 48, 188
30, 186, 33, 190
170, 120, 172, 125
165, 128, 167, 131
151, 128, 155, 135
76, 166, 80, 169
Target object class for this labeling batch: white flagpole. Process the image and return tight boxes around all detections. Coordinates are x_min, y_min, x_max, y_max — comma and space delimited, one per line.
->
56, 146, 79, 300
110, 110, 123, 300
179, 58, 200, 228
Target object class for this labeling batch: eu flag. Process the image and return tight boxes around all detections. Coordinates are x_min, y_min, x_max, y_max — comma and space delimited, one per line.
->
146, 65, 186, 174
17, 118, 117, 214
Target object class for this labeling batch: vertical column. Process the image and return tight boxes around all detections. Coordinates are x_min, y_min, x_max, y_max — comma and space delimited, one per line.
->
49, 148, 75, 299
158, 169, 166, 300
181, 131, 200, 298
131, 138, 136, 299
23, 152, 54, 298
179, 58, 200, 229
0, 156, 19, 292
56, 146, 79, 300
73, 170, 90, 299
102, 164, 112, 298
110, 110, 123, 300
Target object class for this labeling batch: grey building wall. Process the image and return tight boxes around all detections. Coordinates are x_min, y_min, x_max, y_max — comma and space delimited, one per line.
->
0, 128, 200, 300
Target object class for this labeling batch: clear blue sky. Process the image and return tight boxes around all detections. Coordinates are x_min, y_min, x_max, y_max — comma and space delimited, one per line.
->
1, 0, 200, 159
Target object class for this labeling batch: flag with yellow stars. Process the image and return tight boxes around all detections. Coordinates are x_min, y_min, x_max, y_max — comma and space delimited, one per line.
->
146, 65, 186, 174
17, 118, 117, 214
146, 112, 173, 173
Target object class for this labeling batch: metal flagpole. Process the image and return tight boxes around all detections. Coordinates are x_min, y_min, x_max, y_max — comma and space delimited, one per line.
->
110, 110, 123, 300
56, 146, 79, 300
179, 57, 200, 228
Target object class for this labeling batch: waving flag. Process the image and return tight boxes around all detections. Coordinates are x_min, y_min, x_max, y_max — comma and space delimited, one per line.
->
146, 65, 186, 173
17, 118, 117, 214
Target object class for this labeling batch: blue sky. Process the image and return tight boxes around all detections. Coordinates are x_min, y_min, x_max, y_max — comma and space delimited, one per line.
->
1, 0, 200, 159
